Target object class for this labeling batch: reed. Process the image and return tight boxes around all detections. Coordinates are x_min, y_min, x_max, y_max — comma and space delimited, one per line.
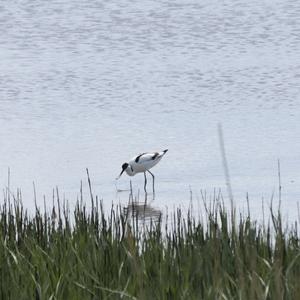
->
0, 187, 299, 299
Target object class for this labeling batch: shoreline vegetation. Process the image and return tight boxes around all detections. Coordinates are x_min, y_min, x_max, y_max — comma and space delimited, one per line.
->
0, 181, 300, 299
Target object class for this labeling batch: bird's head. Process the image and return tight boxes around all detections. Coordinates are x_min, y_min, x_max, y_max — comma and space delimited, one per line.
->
116, 163, 129, 180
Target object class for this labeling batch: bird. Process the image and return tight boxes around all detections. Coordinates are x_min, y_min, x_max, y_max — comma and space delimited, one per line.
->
116, 149, 168, 193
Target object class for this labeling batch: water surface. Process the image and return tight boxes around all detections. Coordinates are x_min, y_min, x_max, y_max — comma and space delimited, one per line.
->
0, 0, 300, 219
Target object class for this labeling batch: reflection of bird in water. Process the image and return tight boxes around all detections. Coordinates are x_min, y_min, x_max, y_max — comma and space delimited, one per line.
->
116, 149, 168, 193
124, 201, 162, 222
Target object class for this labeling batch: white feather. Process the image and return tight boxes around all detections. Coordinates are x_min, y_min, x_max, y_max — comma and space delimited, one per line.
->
116, 150, 168, 192
130, 153, 162, 173
124, 150, 167, 176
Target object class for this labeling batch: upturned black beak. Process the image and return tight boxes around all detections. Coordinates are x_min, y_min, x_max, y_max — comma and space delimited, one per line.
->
116, 168, 125, 180
116, 163, 129, 180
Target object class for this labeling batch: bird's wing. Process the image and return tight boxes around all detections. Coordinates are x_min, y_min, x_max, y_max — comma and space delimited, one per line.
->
134, 153, 146, 163
133, 152, 160, 164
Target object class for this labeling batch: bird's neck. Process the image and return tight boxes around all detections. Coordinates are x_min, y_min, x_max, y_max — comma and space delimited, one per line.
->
126, 165, 135, 176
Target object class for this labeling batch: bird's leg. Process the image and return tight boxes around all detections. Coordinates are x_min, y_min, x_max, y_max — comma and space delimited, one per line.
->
147, 170, 155, 195
129, 180, 133, 201
144, 172, 147, 193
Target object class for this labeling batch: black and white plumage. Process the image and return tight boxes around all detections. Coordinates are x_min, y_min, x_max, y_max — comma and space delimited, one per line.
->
116, 149, 168, 193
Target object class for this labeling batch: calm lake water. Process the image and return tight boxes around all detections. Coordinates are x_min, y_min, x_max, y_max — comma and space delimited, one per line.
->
0, 0, 300, 219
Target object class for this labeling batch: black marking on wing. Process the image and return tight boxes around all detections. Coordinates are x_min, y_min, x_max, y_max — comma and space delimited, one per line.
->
135, 153, 146, 163
152, 152, 159, 160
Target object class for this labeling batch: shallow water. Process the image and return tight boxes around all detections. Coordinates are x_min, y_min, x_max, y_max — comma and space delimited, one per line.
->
0, 0, 300, 219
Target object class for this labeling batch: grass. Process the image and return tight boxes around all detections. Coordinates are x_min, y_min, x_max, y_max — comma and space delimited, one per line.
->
0, 183, 300, 300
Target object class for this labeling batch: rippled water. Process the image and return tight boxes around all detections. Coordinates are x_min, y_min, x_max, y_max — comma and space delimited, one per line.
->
0, 0, 300, 218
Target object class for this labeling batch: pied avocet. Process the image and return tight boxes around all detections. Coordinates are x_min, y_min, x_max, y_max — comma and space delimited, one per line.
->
116, 149, 168, 193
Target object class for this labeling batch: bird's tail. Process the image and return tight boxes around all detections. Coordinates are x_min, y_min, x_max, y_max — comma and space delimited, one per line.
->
162, 149, 168, 154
